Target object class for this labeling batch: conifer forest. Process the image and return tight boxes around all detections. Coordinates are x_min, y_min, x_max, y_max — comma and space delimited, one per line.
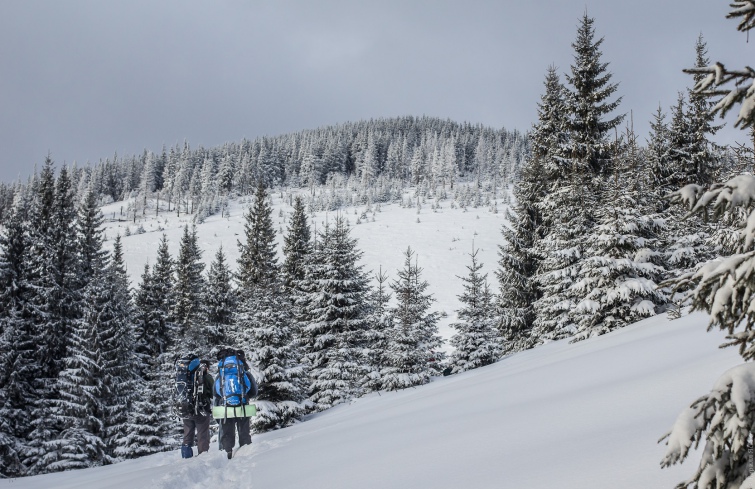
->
2, 5, 755, 488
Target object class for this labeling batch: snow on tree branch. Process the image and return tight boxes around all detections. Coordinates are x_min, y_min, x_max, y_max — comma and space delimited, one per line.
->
666, 175, 755, 360
684, 63, 755, 128
660, 363, 755, 489
681, 2, 755, 128
729, 1, 755, 32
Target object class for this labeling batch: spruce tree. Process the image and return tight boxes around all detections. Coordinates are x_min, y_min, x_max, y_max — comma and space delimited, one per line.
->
237, 181, 278, 291
530, 66, 570, 182
174, 225, 205, 351
135, 234, 176, 359
496, 67, 564, 354
25, 162, 80, 474
361, 267, 393, 393
204, 246, 236, 354
450, 248, 502, 373
381, 247, 444, 390
49, 188, 109, 471
569, 126, 668, 341
686, 34, 721, 187
564, 13, 623, 174
114, 355, 177, 459
0, 194, 31, 477
282, 195, 312, 290
99, 236, 137, 461
296, 216, 371, 410
240, 282, 308, 432
123, 235, 178, 456
235, 182, 308, 428
667, 93, 692, 190
663, 93, 716, 279
646, 105, 675, 199
531, 14, 623, 344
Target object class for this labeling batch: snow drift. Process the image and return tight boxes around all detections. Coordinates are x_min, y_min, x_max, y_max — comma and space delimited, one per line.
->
1, 312, 740, 489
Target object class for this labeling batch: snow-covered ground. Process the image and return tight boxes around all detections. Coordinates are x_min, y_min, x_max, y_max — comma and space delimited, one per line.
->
2, 312, 739, 488
100, 187, 507, 342
2, 188, 739, 488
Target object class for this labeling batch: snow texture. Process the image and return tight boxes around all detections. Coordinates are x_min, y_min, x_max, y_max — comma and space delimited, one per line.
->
1, 312, 741, 489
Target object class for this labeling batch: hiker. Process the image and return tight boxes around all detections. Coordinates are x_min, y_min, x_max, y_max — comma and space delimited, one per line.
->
214, 348, 258, 459
177, 356, 214, 458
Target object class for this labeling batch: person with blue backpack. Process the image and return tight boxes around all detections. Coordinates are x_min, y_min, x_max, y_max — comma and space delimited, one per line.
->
213, 348, 258, 459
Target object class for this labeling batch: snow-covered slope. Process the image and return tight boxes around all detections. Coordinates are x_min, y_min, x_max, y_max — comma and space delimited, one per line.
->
2, 189, 739, 488
2, 312, 739, 488
100, 188, 507, 341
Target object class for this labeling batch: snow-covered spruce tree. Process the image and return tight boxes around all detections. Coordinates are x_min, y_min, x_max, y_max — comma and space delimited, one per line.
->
48, 188, 111, 471
564, 13, 624, 175
282, 195, 312, 290
241, 280, 309, 432
134, 234, 176, 359
450, 248, 501, 373
686, 34, 722, 188
0, 193, 31, 477
114, 354, 177, 459
530, 14, 623, 344
173, 224, 206, 352
661, 176, 755, 488
235, 181, 308, 429
296, 216, 371, 410
569, 125, 668, 341
660, 7, 755, 486
237, 181, 278, 291
646, 104, 675, 199
661, 58, 720, 289
381, 247, 444, 390
24, 163, 80, 474
98, 235, 138, 461
530, 66, 570, 184
667, 93, 693, 190
204, 246, 236, 355
496, 66, 565, 354
125, 235, 178, 455
360, 266, 393, 393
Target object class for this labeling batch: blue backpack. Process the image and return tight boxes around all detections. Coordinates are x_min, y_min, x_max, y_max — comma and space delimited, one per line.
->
215, 354, 251, 407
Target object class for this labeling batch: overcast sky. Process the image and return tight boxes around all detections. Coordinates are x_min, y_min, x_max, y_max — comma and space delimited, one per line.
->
0, 1, 750, 183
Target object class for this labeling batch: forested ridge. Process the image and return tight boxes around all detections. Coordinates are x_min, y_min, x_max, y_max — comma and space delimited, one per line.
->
0, 116, 527, 224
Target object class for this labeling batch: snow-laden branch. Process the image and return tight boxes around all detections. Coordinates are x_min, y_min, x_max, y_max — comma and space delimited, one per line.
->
660, 363, 755, 489
729, 1, 755, 32
684, 64, 755, 128
666, 175, 755, 359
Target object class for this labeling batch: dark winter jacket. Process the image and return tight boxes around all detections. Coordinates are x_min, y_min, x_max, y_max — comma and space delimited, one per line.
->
199, 371, 214, 405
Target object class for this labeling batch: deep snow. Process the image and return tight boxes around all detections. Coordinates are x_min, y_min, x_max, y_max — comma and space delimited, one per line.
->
1, 312, 740, 488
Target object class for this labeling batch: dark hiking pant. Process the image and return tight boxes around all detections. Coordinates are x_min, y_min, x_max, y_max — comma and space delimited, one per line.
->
219, 417, 251, 453
183, 415, 211, 454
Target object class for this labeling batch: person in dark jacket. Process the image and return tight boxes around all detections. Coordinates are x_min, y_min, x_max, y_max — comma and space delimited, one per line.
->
182, 359, 214, 457
214, 349, 258, 459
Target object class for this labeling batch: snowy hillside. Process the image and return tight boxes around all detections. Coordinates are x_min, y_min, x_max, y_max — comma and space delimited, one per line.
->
99, 187, 507, 341
1, 311, 739, 488
1, 187, 739, 488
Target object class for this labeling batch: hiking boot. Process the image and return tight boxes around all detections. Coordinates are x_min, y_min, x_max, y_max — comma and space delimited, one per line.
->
226, 450, 233, 460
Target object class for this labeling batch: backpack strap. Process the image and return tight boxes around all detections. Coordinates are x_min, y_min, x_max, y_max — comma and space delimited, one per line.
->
219, 357, 228, 421
237, 358, 246, 406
